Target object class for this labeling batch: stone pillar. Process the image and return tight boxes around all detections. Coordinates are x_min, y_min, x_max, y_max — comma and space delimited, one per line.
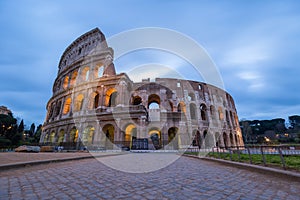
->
178, 121, 188, 149
93, 120, 101, 145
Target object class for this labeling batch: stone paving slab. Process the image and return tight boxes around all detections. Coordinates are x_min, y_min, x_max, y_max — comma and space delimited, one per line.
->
0, 152, 122, 170
0, 154, 299, 200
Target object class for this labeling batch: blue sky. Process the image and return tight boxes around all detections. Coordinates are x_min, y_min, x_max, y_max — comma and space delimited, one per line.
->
0, 0, 299, 126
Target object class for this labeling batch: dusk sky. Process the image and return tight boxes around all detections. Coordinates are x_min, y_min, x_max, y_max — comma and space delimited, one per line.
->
1, 0, 299, 127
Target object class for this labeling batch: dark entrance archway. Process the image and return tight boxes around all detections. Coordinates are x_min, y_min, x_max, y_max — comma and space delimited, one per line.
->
168, 127, 178, 150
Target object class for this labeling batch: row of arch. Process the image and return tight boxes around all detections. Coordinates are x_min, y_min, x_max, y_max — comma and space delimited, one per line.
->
133, 93, 238, 126
48, 88, 118, 119
48, 89, 238, 127
61, 64, 105, 90
43, 123, 241, 149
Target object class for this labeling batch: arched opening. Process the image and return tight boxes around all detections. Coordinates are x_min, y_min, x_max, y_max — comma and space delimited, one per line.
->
188, 93, 195, 101
226, 110, 230, 126
109, 92, 118, 107
177, 102, 186, 113
63, 97, 72, 115
210, 105, 216, 120
149, 128, 161, 150
44, 133, 49, 143
70, 127, 78, 143
103, 124, 115, 148
230, 132, 235, 147
63, 76, 69, 89
57, 129, 65, 144
55, 101, 61, 117
223, 132, 228, 148
132, 96, 142, 105
74, 94, 84, 112
200, 104, 207, 121
215, 132, 221, 147
70, 71, 78, 87
105, 88, 118, 107
148, 94, 160, 109
230, 111, 235, 127
168, 127, 178, 149
192, 129, 201, 147
82, 126, 95, 145
235, 134, 239, 147
189, 103, 197, 120
94, 93, 99, 108
94, 65, 104, 78
203, 130, 208, 148
81, 66, 90, 81
50, 131, 56, 143
124, 124, 137, 148
218, 107, 224, 121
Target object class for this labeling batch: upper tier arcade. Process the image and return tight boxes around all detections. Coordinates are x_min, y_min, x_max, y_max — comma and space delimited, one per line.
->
57, 28, 116, 76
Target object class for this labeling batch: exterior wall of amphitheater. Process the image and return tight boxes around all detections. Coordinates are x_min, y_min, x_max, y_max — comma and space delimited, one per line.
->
40, 28, 244, 150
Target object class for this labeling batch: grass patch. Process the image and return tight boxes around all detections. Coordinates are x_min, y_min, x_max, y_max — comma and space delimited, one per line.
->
205, 152, 300, 171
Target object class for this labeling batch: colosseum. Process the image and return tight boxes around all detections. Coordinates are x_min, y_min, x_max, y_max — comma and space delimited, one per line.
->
40, 28, 244, 151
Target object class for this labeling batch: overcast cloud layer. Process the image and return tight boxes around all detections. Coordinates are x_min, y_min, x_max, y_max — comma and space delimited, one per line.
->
0, 0, 299, 126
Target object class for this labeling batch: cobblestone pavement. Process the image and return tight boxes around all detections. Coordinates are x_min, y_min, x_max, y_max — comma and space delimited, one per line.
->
0, 152, 103, 166
0, 153, 299, 200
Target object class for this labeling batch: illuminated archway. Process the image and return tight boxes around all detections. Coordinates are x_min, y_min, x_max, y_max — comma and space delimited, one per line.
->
177, 102, 186, 113
124, 124, 137, 148
70, 127, 78, 143
50, 131, 56, 143
218, 107, 224, 121
105, 88, 118, 107
57, 129, 65, 144
63, 76, 69, 89
63, 97, 72, 115
74, 94, 84, 111
149, 128, 161, 149
70, 71, 78, 86
82, 126, 95, 145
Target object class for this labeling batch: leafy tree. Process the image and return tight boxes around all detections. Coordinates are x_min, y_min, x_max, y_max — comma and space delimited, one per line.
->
289, 115, 300, 129
0, 114, 19, 146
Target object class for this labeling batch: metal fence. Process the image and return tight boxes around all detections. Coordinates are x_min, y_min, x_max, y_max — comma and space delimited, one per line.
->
185, 145, 300, 170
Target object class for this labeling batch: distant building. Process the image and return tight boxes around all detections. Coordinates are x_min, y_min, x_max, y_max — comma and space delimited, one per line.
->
40, 28, 244, 150
0, 106, 12, 116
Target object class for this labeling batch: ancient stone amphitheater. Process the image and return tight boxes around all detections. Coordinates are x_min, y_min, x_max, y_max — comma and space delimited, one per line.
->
40, 28, 244, 150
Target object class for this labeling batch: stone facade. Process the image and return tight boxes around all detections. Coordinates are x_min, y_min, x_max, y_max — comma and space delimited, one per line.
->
40, 28, 244, 150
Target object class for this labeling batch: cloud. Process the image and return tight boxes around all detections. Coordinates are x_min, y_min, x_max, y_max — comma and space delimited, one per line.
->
1, 0, 300, 126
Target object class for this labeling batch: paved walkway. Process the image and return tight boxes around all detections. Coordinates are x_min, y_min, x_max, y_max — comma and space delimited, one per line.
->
0, 152, 92, 166
0, 153, 299, 200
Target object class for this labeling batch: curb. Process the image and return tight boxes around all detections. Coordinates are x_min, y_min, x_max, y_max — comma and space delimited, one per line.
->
0, 153, 123, 171
183, 154, 300, 182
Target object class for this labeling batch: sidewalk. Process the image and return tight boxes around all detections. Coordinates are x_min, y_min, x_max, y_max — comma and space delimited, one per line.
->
0, 152, 122, 170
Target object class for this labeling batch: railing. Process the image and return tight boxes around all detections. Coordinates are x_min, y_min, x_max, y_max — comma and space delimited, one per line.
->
185, 145, 300, 171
